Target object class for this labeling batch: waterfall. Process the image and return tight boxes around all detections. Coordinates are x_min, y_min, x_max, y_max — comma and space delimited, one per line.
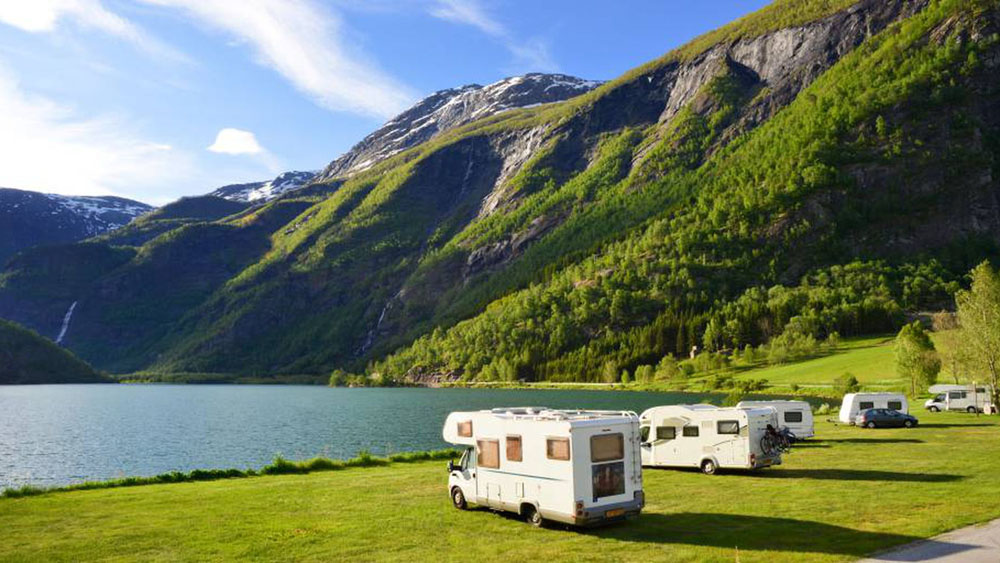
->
55, 301, 77, 345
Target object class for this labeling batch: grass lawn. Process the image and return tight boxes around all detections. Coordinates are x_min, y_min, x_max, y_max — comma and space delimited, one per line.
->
728, 332, 961, 390
1, 412, 998, 562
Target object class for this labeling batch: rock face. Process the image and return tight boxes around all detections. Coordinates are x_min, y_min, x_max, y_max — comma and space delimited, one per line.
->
316, 73, 602, 181
0, 188, 152, 265
210, 171, 317, 203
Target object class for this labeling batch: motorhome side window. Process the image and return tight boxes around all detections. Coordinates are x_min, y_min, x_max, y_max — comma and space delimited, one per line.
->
888, 401, 903, 410
590, 433, 624, 462
655, 426, 676, 440
506, 435, 522, 462
948, 392, 964, 400
457, 420, 473, 437
859, 401, 874, 410
682, 426, 699, 437
717, 421, 739, 435
546, 437, 571, 461
784, 411, 804, 423
477, 439, 500, 469
640, 425, 650, 442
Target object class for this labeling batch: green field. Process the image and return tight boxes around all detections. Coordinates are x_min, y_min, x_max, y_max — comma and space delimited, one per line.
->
2, 412, 998, 562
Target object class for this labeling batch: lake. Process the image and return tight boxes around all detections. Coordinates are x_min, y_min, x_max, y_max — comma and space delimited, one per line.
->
0, 384, 722, 490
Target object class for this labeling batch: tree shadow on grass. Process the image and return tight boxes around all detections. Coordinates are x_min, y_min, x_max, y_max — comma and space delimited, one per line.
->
917, 423, 995, 428
755, 468, 962, 482
816, 438, 924, 444
586, 513, 975, 558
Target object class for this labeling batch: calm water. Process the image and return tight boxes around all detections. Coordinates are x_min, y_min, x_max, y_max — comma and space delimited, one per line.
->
0, 385, 720, 489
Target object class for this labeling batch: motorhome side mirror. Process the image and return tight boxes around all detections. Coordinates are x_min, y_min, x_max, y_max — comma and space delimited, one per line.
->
447, 460, 455, 472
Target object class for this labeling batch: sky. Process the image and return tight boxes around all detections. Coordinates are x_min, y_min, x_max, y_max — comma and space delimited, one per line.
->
0, 0, 770, 205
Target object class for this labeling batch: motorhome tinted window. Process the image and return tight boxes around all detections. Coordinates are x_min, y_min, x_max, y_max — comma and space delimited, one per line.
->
506, 435, 522, 462
655, 426, 676, 440
640, 426, 650, 442
477, 439, 500, 469
457, 421, 473, 437
784, 411, 804, 423
682, 426, 699, 437
717, 421, 740, 435
592, 462, 625, 501
590, 434, 624, 462
948, 392, 964, 400
859, 401, 874, 410
547, 438, 571, 461
888, 401, 903, 410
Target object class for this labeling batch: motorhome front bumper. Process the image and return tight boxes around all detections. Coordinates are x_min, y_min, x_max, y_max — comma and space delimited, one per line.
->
568, 495, 644, 527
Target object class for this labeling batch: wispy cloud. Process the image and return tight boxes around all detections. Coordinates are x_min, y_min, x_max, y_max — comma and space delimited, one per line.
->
0, 0, 189, 63
142, 0, 417, 119
0, 60, 192, 202
428, 0, 557, 73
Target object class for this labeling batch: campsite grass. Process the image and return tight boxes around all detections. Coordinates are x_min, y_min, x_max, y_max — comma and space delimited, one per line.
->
1, 412, 998, 562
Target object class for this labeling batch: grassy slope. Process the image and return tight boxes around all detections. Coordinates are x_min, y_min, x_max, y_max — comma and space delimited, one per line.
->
728, 331, 957, 388
0, 413, 996, 562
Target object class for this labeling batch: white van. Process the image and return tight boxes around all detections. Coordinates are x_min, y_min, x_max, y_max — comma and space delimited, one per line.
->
638, 404, 782, 474
442, 407, 644, 527
925, 385, 993, 413
737, 400, 815, 439
839, 393, 908, 424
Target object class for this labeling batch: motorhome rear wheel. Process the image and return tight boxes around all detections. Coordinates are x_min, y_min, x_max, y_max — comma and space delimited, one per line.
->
524, 505, 543, 527
700, 459, 717, 475
967, 406, 978, 414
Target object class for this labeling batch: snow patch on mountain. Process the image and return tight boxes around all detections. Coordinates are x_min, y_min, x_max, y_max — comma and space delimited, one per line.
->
209, 171, 317, 203
317, 73, 602, 181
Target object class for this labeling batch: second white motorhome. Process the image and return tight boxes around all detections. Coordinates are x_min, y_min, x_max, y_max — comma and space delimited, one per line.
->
442, 407, 644, 527
638, 404, 782, 474
925, 385, 994, 413
839, 393, 908, 423
737, 400, 815, 439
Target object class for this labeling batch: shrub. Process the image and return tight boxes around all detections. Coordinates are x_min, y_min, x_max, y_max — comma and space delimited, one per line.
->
834, 373, 861, 396
816, 403, 831, 415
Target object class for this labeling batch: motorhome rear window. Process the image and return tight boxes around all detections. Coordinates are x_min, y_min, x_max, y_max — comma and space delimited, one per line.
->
477, 439, 500, 468
784, 411, 804, 423
457, 421, 473, 437
506, 435, 522, 462
717, 421, 740, 435
859, 401, 874, 410
590, 434, 624, 462
682, 426, 699, 437
592, 462, 625, 501
547, 438, 571, 461
655, 426, 676, 440
888, 400, 903, 410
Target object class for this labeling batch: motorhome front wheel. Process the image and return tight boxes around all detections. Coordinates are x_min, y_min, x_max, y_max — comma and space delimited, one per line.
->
700, 459, 717, 475
451, 488, 467, 510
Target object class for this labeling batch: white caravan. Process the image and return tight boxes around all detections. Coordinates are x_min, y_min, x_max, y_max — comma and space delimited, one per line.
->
638, 404, 782, 474
925, 385, 994, 413
737, 400, 815, 439
839, 393, 908, 423
442, 407, 644, 527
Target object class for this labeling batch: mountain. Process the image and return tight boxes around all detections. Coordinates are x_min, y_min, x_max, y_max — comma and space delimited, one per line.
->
0, 318, 108, 384
210, 171, 318, 203
0, 188, 152, 265
0, 0, 997, 382
317, 73, 602, 180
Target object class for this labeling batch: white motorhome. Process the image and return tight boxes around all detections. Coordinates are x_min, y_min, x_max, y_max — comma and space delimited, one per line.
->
839, 393, 908, 424
737, 400, 815, 439
925, 384, 994, 413
442, 407, 644, 527
638, 404, 782, 474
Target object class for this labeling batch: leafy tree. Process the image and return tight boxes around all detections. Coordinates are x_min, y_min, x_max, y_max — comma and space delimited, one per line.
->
955, 262, 1000, 410
894, 321, 941, 396
328, 369, 349, 387
620, 370, 631, 385
932, 311, 965, 383
834, 373, 860, 396
601, 360, 619, 384
634, 364, 654, 383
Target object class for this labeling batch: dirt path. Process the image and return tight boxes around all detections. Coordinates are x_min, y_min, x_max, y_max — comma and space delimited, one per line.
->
860, 518, 1000, 562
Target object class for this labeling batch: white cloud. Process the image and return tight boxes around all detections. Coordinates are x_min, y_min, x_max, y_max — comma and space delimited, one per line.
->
0, 0, 188, 62
207, 128, 264, 155
0, 61, 192, 201
428, 0, 557, 73
142, 0, 416, 119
